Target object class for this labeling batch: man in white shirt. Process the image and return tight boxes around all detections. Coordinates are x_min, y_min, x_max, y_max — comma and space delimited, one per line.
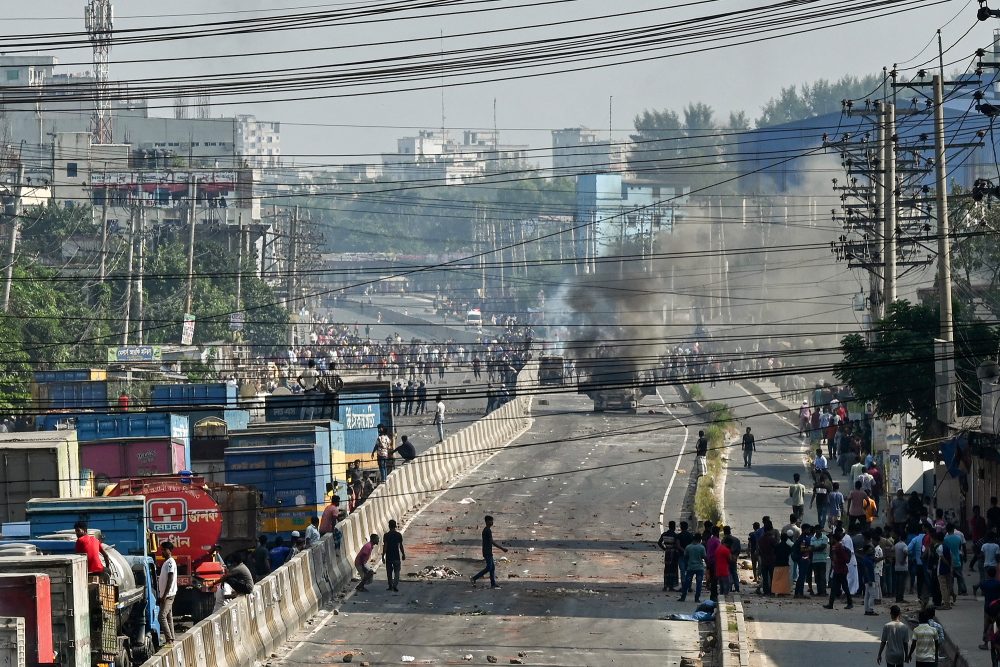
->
434, 395, 446, 443
813, 448, 828, 474
158, 541, 178, 644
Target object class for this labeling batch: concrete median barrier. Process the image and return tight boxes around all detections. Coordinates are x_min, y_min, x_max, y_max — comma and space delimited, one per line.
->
142, 363, 535, 667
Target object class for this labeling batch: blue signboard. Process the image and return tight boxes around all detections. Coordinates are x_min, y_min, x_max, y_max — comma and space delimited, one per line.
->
338, 390, 393, 456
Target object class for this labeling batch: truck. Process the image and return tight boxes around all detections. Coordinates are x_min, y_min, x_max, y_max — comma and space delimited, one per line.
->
538, 355, 565, 386
0, 431, 87, 523
81, 439, 189, 490
105, 475, 263, 621
9, 495, 163, 666
577, 353, 657, 413
226, 421, 346, 539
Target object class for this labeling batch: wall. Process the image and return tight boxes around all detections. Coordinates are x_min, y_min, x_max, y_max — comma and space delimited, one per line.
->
140, 364, 535, 667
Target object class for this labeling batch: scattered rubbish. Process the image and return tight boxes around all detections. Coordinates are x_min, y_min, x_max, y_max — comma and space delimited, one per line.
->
527, 547, 535, 552
416, 565, 462, 579
463, 655, 474, 661
518, 652, 527, 658
498, 556, 509, 562
458, 498, 477, 504
402, 657, 415, 663
486, 656, 499, 664
510, 660, 524, 665
342, 654, 353, 663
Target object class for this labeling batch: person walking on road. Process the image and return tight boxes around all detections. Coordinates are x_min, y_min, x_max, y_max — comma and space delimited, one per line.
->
382, 520, 405, 592
877, 605, 911, 667
678, 533, 708, 603
908, 608, 940, 667
823, 533, 854, 610
657, 521, 680, 591
695, 431, 708, 477
416, 381, 427, 414
433, 394, 446, 443
157, 541, 178, 645
788, 474, 807, 520
355, 534, 379, 592
741, 427, 756, 468
471, 515, 508, 589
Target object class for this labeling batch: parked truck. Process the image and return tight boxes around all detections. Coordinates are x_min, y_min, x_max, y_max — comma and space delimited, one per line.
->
0, 431, 87, 523
105, 475, 263, 621
3, 495, 163, 666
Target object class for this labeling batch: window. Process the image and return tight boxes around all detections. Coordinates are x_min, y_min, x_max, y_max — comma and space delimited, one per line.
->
65, 163, 78, 178
6, 69, 19, 82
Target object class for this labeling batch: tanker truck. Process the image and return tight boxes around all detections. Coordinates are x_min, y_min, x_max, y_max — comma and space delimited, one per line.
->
106, 474, 263, 621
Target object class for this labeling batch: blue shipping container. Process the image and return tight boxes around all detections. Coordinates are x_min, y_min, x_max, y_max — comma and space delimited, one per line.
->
25, 496, 148, 557
337, 384, 394, 457
183, 408, 251, 433
74, 412, 190, 444
45, 381, 108, 410
224, 423, 345, 539
33, 369, 105, 383
150, 383, 237, 408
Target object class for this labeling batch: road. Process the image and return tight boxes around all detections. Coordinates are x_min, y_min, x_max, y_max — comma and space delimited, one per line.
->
274, 385, 706, 666
696, 381, 888, 667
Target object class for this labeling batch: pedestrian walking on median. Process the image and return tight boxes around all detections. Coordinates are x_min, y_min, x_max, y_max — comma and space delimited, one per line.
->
877, 605, 911, 667
695, 430, 708, 477
157, 541, 178, 645
742, 427, 755, 468
788, 473, 807, 520
355, 534, 379, 592
382, 520, 405, 592
471, 515, 507, 589
433, 394, 446, 442
657, 521, 680, 591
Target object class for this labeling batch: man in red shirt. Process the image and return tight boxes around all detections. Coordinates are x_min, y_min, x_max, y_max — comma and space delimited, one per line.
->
74, 521, 110, 582
715, 542, 733, 596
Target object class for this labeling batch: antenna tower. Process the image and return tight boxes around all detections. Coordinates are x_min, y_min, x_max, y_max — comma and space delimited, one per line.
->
85, 0, 114, 144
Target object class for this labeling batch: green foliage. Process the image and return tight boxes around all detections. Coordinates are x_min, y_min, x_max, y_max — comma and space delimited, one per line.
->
688, 384, 704, 401
834, 300, 1000, 443
756, 74, 882, 127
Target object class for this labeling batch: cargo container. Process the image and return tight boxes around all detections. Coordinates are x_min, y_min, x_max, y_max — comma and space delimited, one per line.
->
186, 410, 250, 484
0, 432, 84, 523
0, 573, 55, 666
337, 381, 394, 465
0, 616, 26, 667
74, 412, 190, 444
264, 391, 337, 422
32, 381, 108, 411
33, 368, 107, 384
225, 421, 345, 538
80, 439, 188, 488
0, 555, 90, 667
150, 383, 237, 408
33, 412, 86, 431
26, 496, 147, 557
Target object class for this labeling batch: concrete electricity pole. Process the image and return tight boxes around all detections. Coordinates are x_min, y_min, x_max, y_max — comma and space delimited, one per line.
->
136, 203, 146, 344
883, 102, 897, 307
185, 177, 198, 314
933, 74, 957, 424
122, 203, 137, 345
2, 162, 24, 313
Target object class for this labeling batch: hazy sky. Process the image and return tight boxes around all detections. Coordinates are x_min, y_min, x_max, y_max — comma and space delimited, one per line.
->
6, 0, 987, 163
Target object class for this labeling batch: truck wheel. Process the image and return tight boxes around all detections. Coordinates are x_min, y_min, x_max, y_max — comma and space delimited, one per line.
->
117, 640, 133, 667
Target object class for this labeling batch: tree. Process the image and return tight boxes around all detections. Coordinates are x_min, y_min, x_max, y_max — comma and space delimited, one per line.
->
756, 74, 882, 127
835, 300, 1000, 448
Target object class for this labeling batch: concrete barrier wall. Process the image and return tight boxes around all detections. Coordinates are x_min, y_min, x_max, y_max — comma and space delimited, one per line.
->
142, 364, 535, 667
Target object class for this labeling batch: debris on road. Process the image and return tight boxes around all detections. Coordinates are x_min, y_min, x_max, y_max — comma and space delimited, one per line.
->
486, 656, 498, 664
342, 653, 353, 663
413, 565, 462, 579
463, 655, 474, 661
458, 498, 477, 504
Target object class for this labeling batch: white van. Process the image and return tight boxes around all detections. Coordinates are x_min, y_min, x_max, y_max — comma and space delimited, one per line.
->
465, 308, 483, 329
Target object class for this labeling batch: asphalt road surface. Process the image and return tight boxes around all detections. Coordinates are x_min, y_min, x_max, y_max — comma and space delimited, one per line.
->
274, 385, 706, 666
697, 381, 888, 667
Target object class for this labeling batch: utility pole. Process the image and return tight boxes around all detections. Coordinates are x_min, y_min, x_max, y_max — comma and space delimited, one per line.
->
287, 206, 298, 309
933, 73, 956, 424
98, 168, 108, 282
235, 213, 243, 316
883, 102, 897, 307
184, 177, 198, 314
122, 203, 137, 345
136, 203, 145, 345
2, 162, 24, 313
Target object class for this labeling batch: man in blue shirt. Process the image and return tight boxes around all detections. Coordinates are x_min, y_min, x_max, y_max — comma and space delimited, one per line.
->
269, 536, 293, 569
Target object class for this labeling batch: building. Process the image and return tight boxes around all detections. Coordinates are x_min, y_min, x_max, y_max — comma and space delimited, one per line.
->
51, 132, 260, 228
551, 128, 624, 175
0, 56, 281, 172
382, 130, 531, 184
573, 174, 686, 267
